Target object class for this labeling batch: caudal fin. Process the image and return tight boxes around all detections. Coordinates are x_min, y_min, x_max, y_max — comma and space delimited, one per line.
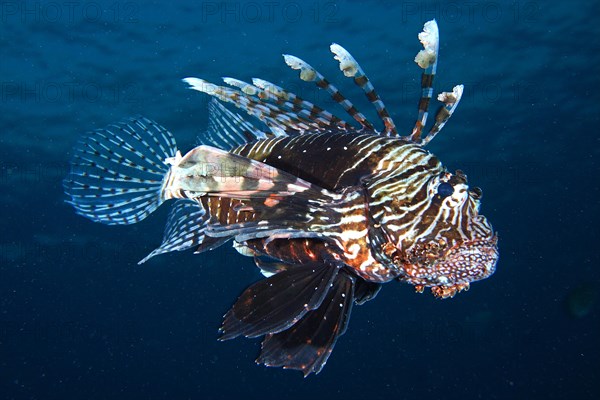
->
63, 116, 178, 225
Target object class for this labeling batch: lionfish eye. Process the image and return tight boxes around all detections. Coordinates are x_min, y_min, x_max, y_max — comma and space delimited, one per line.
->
437, 182, 454, 198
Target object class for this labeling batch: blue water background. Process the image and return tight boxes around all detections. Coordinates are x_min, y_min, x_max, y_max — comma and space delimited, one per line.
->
1, 0, 599, 399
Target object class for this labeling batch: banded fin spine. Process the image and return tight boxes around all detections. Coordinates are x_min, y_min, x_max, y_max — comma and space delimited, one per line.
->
251, 78, 352, 131
409, 20, 464, 146
330, 44, 398, 136
223, 76, 345, 133
184, 77, 317, 135
222, 77, 321, 132
410, 19, 440, 143
283, 54, 375, 130
63, 117, 177, 225
420, 85, 464, 145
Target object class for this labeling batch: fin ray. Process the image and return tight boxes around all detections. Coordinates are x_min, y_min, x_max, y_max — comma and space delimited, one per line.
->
138, 200, 209, 264
251, 78, 352, 131
199, 99, 269, 149
63, 116, 177, 225
173, 145, 327, 199
184, 77, 316, 135
220, 262, 340, 340
410, 20, 440, 142
421, 85, 464, 145
257, 271, 355, 376
330, 44, 398, 135
283, 54, 375, 130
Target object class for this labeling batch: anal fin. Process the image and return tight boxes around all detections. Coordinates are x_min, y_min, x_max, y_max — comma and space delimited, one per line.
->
138, 199, 211, 264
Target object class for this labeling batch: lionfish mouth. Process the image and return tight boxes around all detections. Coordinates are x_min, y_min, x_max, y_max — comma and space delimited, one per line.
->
436, 235, 499, 284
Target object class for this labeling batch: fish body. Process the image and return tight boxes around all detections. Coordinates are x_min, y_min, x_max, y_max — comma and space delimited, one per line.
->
64, 20, 498, 376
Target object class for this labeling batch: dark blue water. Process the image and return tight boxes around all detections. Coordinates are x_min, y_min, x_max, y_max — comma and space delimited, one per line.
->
1, 1, 599, 399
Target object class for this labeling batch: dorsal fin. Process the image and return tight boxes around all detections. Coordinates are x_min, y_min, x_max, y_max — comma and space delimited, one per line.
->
199, 99, 269, 149
408, 20, 464, 145
251, 78, 353, 131
283, 54, 376, 131
409, 19, 440, 143
183, 19, 463, 148
184, 77, 314, 135
421, 85, 464, 145
330, 44, 398, 136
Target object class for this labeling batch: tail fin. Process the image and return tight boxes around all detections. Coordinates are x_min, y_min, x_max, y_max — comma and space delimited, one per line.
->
63, 116, 178, 225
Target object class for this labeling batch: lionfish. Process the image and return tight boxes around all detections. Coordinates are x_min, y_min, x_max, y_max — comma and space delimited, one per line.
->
64, 20, 498, 376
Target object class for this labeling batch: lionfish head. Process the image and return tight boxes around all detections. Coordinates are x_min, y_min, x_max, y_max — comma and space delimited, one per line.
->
373, 153, 498, 296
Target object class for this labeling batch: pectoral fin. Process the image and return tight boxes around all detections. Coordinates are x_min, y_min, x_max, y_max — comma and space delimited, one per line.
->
256, 271, 355, 376
220, 262, 340, 340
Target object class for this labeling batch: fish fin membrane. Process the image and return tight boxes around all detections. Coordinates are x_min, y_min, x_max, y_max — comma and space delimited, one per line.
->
198, 99, 269, 149
353, 278, 382, 306
138, 199, 213, 264
257, 271, 355, 377
63, 116, 177, 225
220, 262, 340, 340
253, 256, 295, 277
179, 145, 318, 197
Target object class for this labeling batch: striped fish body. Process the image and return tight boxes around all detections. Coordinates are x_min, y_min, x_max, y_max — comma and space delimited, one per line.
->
232, 131, 409, 191
64, 20, 499, 376
169, 131, 495, 288
218, 132, 438, 283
